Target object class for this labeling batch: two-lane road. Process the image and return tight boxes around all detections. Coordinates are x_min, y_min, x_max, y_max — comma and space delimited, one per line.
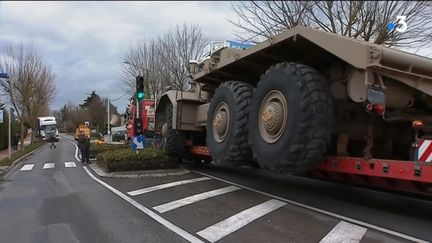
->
0, 136, 186, 243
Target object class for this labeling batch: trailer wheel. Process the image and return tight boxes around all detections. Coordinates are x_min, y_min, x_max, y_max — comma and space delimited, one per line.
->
249, 63, 334, 174
164, 103, 186, 158
207, 81, 253, 164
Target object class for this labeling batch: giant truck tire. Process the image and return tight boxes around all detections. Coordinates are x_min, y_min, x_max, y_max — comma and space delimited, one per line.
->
164, 103, 187, 158
249, 62, 334, 174
206, 81, 253, 164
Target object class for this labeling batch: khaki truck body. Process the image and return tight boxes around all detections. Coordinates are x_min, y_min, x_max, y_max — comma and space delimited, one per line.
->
155, 25, 432, 191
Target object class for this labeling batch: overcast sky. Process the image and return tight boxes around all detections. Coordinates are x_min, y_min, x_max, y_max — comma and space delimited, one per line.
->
1, 1, 431, 114
0, 1, 237, 112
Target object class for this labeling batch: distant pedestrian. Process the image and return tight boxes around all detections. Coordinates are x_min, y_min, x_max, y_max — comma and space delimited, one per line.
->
12, 134, 19, 150
48, 137, 56, 149
46, 131, 57, 149
77, 130, 90, 165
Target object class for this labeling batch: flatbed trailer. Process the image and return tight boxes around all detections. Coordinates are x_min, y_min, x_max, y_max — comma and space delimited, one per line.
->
187, 144, 432, 196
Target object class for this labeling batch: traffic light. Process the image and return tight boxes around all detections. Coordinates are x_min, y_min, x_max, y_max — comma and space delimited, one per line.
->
136, 76, 144, 101
134, 118, 143, 135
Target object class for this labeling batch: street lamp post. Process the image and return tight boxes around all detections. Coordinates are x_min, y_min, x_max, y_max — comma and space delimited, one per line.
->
8, 106, 11, 159
0, 73, 12, 159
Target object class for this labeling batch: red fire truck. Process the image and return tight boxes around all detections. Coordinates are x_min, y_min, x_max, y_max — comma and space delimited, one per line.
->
125, 99, 157, 144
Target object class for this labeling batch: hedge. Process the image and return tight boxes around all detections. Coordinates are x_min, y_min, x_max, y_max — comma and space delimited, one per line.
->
96, 147, 177, 172
90, 143, 129, 158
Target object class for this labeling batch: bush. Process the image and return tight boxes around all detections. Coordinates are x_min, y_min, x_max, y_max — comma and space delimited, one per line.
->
96, 147, 176, 172
90, 143, 128, 157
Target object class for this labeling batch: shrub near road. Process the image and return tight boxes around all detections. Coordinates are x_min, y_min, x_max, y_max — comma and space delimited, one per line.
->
90, 143, 128, 158
96, 145, 175, 172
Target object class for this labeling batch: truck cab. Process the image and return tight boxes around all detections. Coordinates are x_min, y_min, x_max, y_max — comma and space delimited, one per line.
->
37, 116, 59, 141
190, 40, 255, 74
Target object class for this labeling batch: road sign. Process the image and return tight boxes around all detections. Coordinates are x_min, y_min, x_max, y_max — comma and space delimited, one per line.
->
131, 135, 146, 150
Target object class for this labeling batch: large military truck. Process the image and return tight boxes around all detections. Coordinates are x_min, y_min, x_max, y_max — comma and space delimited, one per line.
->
155, 25, 432, 195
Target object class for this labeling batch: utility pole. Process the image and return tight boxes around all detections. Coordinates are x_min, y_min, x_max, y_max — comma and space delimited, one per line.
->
8, 106, 11, 159
107, 97, 111, 143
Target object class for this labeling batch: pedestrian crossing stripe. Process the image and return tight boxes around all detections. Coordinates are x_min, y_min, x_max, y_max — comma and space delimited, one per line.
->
20, 164, 35, 171
197, 199, 286, 242
20, 162, 78, 171
43, 163, 55, 169
127, 177, 211, 196
64, 162, 76, 168
319, 221, 367, 243
153, 186, 240, 213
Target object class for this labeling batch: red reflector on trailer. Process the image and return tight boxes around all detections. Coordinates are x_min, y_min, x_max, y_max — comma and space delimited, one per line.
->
373, 104, 385, 115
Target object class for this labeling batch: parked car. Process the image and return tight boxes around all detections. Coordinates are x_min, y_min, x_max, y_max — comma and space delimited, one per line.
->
111, 126, 126, 142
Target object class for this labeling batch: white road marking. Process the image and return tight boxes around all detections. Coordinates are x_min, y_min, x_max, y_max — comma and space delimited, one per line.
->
20, 164, 35, 171
74, 145, 80, 161
127, 177, 211, 196
320, 221, 367, 243
154, 186, 240, 213
197, 199, 286, 243
66, 137, 204, 243
64, 137, 428, 243
82, 166, 204, 243
193, 171, 429, 243
43, 163, 55, 169
64, 162, 76, 168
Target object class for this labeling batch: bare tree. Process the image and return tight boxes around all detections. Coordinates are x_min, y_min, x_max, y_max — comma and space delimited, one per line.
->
121, 23, 207, 97
0, 44, 56, 146
58, 102, 89, 133
25, 54, 56, 142
230, 1, 313, 43
230, 1, 432, 48
120, 39, 170, 98
157, 23, 208, 91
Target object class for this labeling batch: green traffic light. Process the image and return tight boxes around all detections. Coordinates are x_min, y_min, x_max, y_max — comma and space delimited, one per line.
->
137, 92, 144, 99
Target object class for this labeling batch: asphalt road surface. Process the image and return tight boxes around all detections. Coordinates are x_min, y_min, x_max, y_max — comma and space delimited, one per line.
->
0, 135, 430, 243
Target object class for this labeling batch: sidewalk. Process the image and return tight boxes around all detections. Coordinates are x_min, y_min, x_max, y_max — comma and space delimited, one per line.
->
0, 136, 32, 161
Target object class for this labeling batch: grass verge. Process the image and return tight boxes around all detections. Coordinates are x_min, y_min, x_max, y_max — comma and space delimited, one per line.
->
0, 142, 45, 166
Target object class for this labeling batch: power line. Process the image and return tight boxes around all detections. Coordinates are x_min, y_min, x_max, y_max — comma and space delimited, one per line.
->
110, 90, 131, 102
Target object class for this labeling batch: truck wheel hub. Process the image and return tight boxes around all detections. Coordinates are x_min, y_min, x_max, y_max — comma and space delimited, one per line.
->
263, 102, 283, 134
212, 102, 230, 143
259, 90, 288, 144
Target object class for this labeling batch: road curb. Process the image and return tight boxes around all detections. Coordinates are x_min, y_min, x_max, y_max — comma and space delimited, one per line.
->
87, 163, 190, 179
0, 143, 49, 178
